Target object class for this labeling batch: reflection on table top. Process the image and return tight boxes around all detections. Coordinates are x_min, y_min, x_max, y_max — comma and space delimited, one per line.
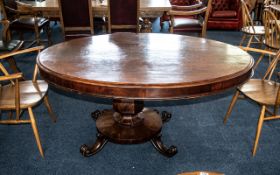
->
37, 33, 254, 100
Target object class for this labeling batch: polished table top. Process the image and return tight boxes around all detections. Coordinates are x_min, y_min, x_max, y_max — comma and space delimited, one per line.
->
37, 33, 254, 100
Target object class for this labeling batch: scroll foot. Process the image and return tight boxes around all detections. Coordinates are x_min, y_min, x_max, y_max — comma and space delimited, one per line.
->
80, 133, 108, 157
91, 110, 101, 121
151, 134, 177, 157
161, 111, 172, 123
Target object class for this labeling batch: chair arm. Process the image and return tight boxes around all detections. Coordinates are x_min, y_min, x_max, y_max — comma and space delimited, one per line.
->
0, 46, 44, 60
0, 73, 23, 81
171, 2, 203, 11
168, 6, 207, 16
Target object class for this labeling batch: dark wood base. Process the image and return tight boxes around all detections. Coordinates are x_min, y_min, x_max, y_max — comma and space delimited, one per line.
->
80, 99, 177, 157
96, 109, 162, 144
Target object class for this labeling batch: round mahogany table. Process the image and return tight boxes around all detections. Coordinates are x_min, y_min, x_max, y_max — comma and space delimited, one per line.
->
37, 32, 254, 157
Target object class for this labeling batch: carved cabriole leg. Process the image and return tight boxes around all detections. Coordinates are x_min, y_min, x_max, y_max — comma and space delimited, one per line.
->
80, 133, 108, 157
151, 134, 177, 157
81, 99, 177, 157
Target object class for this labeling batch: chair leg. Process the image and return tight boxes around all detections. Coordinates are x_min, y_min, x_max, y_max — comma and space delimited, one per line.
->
254, 53, 265, 70
46, 21, 52, 46
252, 105, 265, 156
246, 35, 254, 48
258, 35, 263, 48
34, 24, 41, 46
28, 107, 44, 158
224, 90, 240, 124
43, 96, 57, 123
239, 34, 247, 46
169, 16, 174, 33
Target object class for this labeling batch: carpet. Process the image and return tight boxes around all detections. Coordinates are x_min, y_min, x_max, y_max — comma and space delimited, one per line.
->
0, 19, 279, 175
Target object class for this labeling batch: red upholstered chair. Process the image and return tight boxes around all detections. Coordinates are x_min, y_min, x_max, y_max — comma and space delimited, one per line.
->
207, 0, 242, 30
107, 0, 140, 33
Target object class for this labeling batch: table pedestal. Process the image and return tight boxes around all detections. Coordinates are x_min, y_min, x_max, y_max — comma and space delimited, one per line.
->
80, 99, 177, 157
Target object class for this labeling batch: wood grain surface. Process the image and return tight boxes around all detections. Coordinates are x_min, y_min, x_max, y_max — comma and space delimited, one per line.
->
37, 32, 254, 99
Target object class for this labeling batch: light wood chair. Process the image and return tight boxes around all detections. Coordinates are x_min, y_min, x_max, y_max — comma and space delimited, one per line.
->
58, 0, 94, 40
168, 0, 212, 38
239, 0, 265, 48
254, 8, 280, 75
0, 19, 24, 74
107, 0, 140, 33
0, 46, 57, 158
178, 171, 224, 175
263, 8, 280, 50
224, 47, 280, 156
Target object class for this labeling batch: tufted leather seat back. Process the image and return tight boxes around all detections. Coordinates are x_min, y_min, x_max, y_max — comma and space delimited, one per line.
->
212, 0, 238, 11
207, 0, 242, 29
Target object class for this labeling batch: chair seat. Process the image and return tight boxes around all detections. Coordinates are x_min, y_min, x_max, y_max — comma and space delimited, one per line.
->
173, 18, 201, 29
10, 17, 49, 30
212, 10, 237, 18
0, 40, 23, 51
0, 80, 48, 109
241, 25, 265, 35
238, 79, 279, 105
